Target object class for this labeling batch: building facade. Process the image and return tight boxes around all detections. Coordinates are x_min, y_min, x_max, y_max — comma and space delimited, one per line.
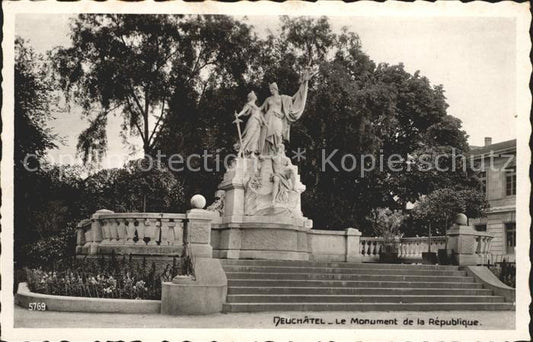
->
470, 138, 516, 261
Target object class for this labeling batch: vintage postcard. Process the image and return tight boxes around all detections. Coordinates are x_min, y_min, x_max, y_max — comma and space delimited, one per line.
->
1, 1, 530, 341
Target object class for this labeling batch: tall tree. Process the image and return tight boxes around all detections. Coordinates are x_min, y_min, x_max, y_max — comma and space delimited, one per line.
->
15, 37, 57, 172
52, 14, 258, 163
14, 37, 61, 262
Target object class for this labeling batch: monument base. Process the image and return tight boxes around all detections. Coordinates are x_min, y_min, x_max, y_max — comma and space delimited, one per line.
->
211, 215, 313, 261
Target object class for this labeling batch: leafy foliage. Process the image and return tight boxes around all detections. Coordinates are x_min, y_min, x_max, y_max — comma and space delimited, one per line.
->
52, 14, 258, 160
488, 260, 515, 288
81, 159, 185, 214
367, 208, 405, 244
410, 187, 488, 236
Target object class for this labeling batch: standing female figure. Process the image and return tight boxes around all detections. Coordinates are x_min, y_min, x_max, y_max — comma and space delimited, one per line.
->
235, 91, 265, 156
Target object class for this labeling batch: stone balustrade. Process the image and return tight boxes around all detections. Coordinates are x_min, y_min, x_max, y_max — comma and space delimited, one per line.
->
398, 236, 446, 260
359, 237, 383, 262
359, 234, 491, 264
76, 209, 495, 265
474, 232, 494, 265
76, 210, 187, 255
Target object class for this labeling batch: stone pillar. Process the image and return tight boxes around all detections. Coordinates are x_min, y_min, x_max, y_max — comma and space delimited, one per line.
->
345, 228, 362, 263
75, 220, 87, 254
447, 223, 479, 266
88, 209, 113, 255
185, 209, 214, 258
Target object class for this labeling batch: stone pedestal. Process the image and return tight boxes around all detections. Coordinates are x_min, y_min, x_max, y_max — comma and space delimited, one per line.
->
211, 215, 313, 260
161, 258, 227, 315
185, 209, 213, 258
446, 224, 479, 266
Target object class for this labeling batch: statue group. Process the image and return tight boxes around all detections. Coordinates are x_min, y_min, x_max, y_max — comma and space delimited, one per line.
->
210, 67, 315, 218
234, 67, 315, 158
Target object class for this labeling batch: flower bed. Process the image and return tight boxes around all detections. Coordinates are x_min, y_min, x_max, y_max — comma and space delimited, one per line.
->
25, 254, 180, 300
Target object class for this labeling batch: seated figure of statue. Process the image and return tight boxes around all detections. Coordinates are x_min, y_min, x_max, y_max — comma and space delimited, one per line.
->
271, 145, 298, 205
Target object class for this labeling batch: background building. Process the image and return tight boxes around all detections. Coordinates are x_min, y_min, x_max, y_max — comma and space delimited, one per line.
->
470, 137, 516, 261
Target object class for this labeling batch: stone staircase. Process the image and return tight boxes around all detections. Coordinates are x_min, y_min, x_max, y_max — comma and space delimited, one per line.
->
221, 259, 514, 312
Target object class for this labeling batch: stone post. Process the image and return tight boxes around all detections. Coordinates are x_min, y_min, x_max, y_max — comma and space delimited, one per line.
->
88, 209, 113, 255
446, 213, 479, 266
75, 220, 88, 254
345, 228, 362, 263
185, 209, 214, 259
162, 195, 227, 315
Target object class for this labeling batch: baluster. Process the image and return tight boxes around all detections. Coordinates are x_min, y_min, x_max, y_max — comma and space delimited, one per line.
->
101, 219, 110, 244
359, 240, 365, 255
401, 241, 407, 258
145, 218, 158, 246
125, 219, 136, 245
160, 218, 171, 246
482, 236, 490, 265
417, 241, 424, 258
109, 218, 119, 244
116, 219, 127, 244
155, 219, 162, 245
398, 242, 403, 258
407, 240, 413, 258
135, 219, 146, 245
371, 240, 377, 256
175, 220, 184, 246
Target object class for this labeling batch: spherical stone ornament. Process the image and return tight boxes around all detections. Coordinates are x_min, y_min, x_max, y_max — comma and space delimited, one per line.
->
454, 213, 468, 225
190, 194, 206, 209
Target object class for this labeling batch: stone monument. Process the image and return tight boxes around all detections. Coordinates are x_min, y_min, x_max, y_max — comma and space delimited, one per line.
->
208, 67, 316, 260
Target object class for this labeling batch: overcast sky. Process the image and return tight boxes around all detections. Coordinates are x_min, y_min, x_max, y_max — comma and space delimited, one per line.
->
16, 14, 516, 168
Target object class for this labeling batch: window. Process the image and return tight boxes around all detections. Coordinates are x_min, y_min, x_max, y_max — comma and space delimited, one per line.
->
474, 224, 487, 232
505, 167, 516, 196
505, 222, 516, 254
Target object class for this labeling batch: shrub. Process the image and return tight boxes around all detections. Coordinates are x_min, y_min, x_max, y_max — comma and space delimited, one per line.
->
24, 254, 180, 300
367, 208, 405, 245
18, 222, 77, 268
488, 260, 516, 288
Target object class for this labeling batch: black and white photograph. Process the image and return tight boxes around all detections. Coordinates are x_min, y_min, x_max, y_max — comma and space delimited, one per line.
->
1, 1, 530, 341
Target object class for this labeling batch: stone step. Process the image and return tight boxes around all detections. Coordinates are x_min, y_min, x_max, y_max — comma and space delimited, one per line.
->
220, 259, 460, 270
225, 272, 475, 283
226, 294, 505, 304
222, 302, 515, 312
222, 265, 466, 276
227, 279, 483, 288
227, 286, 493, 296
